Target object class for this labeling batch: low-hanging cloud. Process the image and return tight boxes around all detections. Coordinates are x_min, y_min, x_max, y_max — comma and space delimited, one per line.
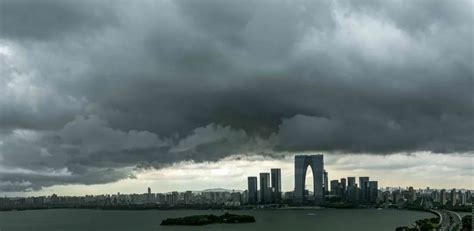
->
0, 0, 472, 191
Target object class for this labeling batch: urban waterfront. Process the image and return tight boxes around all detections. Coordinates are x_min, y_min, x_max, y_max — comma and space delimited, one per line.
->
1, 154, 471, 230
0, 208, 435, 231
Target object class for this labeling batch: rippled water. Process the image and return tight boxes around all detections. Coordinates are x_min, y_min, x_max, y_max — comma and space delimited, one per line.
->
0, 208, 434, 231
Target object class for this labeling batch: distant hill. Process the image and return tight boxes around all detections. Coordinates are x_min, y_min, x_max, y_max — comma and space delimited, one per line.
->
197, 188, 242, 193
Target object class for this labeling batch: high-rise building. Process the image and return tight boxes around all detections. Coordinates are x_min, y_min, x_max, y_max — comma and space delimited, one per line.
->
450, 189, 457, 206
323, 170, 329, 195
459, 191, 466, 205
167, 191, 178, 205
184, 191, 192, 204
347, 177, 356, 187
294, 154, 324, 204
432, 190, 440, 203
147, 187, 151, 203
359, 177, 370, 203
347, 183, 358, 203
247, 177, 258, 204
393, 190, 401, 203
407, 187, 416, 204
260, 173, 271, 203
440, 189, 447, 205
271, 168, 282, 202
340, 178, 347, 198
242, 190, 248, 204
330, 180, 339, 196
369, 181, 378, 203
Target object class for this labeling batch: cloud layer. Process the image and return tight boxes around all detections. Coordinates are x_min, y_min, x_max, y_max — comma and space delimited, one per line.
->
0, 0, 472, 191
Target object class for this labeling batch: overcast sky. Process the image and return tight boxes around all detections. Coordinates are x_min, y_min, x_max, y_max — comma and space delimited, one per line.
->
0, 0, 472, 195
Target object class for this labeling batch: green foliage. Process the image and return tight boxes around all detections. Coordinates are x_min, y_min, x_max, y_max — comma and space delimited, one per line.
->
160, 213, 256, 226
462, 215, 472, 231
398, 215, 439, 231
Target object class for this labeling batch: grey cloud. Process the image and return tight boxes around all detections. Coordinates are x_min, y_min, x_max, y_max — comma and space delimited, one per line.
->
0, 168, 133, 192
0, 0, 472, 191
339, 0, 472, 34
0, 0, 117, 40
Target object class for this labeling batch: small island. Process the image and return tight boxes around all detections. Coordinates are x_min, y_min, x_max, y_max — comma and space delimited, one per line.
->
160, 213, 256, 226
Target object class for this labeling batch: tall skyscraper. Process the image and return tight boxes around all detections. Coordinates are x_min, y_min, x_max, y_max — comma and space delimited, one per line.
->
459, 191, 466, 205
294, 154, 324, 204
147, 187, 151, 202
440, 189, 447, 205
330, 180, 339, 196
347, 177, 356, 187
184, 191, 192, 204
271, 168, 282, 202
247, 177, 258, 204
347, 183, 358, 203
323, 170, 329, 195
369, 181, 378, 203
340, 178, 347, 198
260, 173, 271, 203
450, 189, 457, 206
359, 177, 369, 203
407, 187, 416, 204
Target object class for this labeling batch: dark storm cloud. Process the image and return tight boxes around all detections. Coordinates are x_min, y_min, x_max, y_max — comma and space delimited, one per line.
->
0, 0, 472, 191
0, 0, 117, 40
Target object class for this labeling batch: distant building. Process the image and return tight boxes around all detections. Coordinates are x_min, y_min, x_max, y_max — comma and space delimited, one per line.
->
242, 190, 248, 204
368, 181, 378, 203
271, 168, 282, 202
459, 191, 466, 205
347, 183, 358, 203
465, 191, 471, 204
330, 180, 339, 196
432, 190, 440, 203
440, 189, 447, 205
259, 173, 272, 203
184, 191, 192, 204
450, 189, 457, 206
392, 190, 401, 204
171, 191, 179, 205
359, 177, 370, 203
323, 170, 329, 196
294, 155, 324, 204
147, 187, 152, 203
340, 178, 347, 198
230, 191, 241, 203
407, 187, 416, 204
347, 177, 356, 187
247, 177, 258, 204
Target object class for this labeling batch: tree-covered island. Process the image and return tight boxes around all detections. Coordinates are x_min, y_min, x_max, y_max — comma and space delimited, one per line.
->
160, 213, 256, 226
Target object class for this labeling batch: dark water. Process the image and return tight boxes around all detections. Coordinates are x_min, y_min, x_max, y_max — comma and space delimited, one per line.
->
0, 208, 434, 231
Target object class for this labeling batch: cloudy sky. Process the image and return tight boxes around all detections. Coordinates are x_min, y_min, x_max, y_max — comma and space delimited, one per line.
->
0, 0, 472, 195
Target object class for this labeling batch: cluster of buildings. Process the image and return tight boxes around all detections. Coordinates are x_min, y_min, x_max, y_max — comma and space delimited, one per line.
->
327, 176, 379, 204
0, 154, 471, 210
246, 155, 380, 205
0, 189, 245, 208
379, 187, 472, 208
247, 168, 282, 204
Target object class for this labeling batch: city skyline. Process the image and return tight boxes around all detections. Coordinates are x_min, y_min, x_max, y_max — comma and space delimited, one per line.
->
2, 154, 471, 210
2, 153, 472, 197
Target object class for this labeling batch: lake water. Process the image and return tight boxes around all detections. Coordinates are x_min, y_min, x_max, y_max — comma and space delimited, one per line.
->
0, 208, 434, 231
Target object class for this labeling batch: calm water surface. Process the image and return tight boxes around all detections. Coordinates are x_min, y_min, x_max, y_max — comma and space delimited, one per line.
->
0, 208, 434, 231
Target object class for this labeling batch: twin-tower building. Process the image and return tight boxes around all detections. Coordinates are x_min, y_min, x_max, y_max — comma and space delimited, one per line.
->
248, 154, 325, 204
294, 154, 324, 204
